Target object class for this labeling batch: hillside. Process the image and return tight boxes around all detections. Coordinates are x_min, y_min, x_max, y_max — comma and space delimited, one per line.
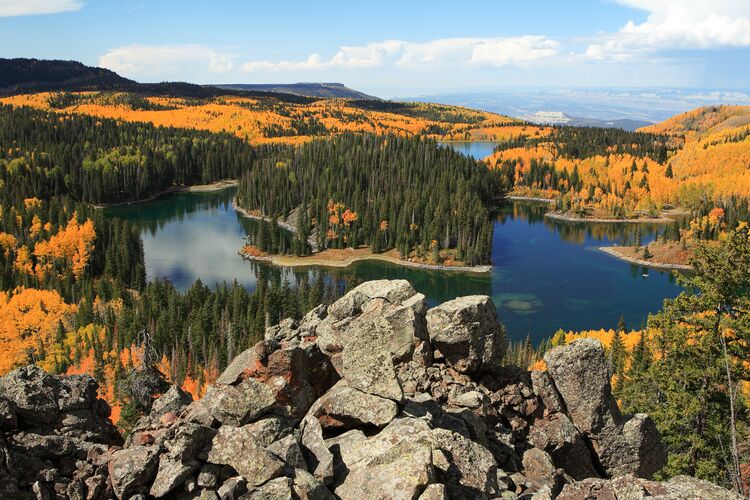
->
0, 58, 134, 93
639, 105, 750, 137
0, 91, 522, 146
487, 105, 750, 221
216, 82, 376, 99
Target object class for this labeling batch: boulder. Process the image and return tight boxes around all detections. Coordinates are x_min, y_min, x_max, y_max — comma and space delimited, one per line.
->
300, 416, 334, 485
557, 474, 744, 500
244, 476, 294, 499
0, 365, 61, 425
418, 483, 447, 499
149, 423, 216, 497
530, 370, 564, 415
198, 377, 277, 426
150, 385, 193, 421
217, 476, 247, 500
528, 413, 598, 480
214, 343, 337, 419
108, 446, 160, 499
341, 300, 404, 401
544, 339, 667, 479
207, 425, 287, 487
267, 435, 307, 470
327, 280, 418, 321
292, 468, 335, 500
426, 428, 500, 499
426, 296, 506, 374
333, 438, 434, 500
306, 380, 398, 430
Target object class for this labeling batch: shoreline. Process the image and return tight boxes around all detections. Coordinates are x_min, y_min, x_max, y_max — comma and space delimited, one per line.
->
238, 247, 492, 274
599, 246, 692, 271
506, 195, 556, 204
544, 211, 674, 224
94, 180, 238, 209
232, 202, 298, 234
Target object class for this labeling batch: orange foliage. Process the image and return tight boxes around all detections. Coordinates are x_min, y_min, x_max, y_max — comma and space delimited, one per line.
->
0, 91, 517, 147
0, 288, 75, 374
33, 214, 95, 279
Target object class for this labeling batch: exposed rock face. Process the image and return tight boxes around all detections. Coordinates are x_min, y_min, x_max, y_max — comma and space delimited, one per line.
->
557, 474, 743, 499
426, 295, 506, 374
0, 280, 738, 499
0, 365, 122, 499
544, 339, 668, 479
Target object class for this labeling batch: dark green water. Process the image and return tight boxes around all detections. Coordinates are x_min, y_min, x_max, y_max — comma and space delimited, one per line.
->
104, 187, 681, 343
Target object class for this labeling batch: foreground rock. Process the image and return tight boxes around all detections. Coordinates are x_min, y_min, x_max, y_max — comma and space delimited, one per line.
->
0, 365, 122, 499
544, 339, 667, 479
0, 280, 740, 499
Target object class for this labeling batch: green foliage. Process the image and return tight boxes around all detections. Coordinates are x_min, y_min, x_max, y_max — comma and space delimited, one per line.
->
0, 104, 257, 204
237, 134, 506, 264
620, 226, 750, 488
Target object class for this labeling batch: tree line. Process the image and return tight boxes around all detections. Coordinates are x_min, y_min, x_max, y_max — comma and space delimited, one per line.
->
237, 133, 507, 265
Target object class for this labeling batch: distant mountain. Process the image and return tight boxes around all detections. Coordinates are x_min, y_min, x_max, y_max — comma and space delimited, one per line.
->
405, 88, 750, 127
0, 58, 134, 93
0, 58, 321, 104
521, 111, 652, 131
215, 82, 376, 99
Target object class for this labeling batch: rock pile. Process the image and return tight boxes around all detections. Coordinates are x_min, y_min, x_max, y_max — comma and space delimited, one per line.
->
0, 365, 122, 499
0, 279, 742, 499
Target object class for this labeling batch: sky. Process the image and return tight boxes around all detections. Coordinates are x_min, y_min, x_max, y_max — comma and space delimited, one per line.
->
1, 0, 749, 97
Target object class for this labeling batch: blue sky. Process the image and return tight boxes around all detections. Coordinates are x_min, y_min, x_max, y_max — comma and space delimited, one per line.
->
1, 0, 749, 96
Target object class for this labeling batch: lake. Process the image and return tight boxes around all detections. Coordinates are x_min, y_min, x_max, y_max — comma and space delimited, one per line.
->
441, 141, 499, 160
105, 187, 681, 344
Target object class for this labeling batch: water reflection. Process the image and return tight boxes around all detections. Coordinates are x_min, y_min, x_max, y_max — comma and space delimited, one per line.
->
105, 188, 681, 343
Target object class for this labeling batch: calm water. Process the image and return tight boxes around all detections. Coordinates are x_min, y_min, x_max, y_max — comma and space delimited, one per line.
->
440, 141, 499, 159
104, 187, 681, 343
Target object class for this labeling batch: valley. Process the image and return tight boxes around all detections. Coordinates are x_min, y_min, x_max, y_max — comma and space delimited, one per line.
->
0, 54, 748, 497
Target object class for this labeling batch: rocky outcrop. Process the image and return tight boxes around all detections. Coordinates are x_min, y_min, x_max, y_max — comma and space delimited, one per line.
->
543, 339, 667, 479
0, 365, 122, 499
0, 280, 740, 499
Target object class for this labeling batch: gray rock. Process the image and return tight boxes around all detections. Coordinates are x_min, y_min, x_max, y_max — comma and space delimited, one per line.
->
557, 474, 744, 500
341, 300, 403, 401
107, 446, 159, 499
333, 437, 434, 500
426, 428, 500, 499
0, 397, 17, 430
291, 469, 335, 500
528, 413, 598, 481
217, 477, 247, 500
530, 370, 564, 415
306, 380, 398, 430
242, 477, 294, 499
426, 296, 506, 374
150, 385, 193, 421
0, 365, 60, 425
267, 435, 306, 469
300, 416, 334, 485
383, 293, 428, 362
327, 280, 418, 321
544, 339, 667, 479
216, 348, 258, 386
418, 483, 447, 499
199, 378, 277, 426
207, 426, 286, 487
197, 464, 221, 489
149, 423, 216, 497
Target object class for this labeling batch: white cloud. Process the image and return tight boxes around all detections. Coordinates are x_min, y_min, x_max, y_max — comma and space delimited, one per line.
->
243, 36, 560, 72
0, 0, 83, 17
99, 44, 234, 79
586, 0, 750, 60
